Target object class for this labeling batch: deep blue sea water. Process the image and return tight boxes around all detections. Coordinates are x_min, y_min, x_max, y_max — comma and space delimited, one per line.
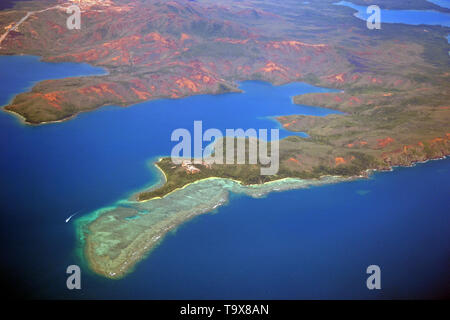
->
0, 5, 449, 299
0, 55, 448, 300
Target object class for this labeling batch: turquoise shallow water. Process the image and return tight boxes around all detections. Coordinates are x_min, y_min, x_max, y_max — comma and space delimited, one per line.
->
0, 55, 341, 298
0, 54, 448, 299
427, 0, 450, 9
1, 3, 450, 298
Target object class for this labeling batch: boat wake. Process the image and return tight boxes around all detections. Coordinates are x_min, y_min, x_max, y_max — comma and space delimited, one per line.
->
65, 210, 81, 223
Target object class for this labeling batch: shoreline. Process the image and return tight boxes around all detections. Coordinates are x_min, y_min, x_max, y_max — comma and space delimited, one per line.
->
1, 54, 447, 278
2, 84, 243, 126
78, 169, 354, 278
0, 54, 109, 125
136, 167, 351, 203
130, 150, 449, 204
77, 151, 449, 279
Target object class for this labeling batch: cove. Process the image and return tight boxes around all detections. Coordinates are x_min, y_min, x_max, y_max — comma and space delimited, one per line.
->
0, 54, 339, 298
0, 52, 449, 299
427, 0, 450, 9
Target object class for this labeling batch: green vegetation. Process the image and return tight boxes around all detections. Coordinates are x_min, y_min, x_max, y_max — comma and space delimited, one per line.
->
138, 150, 380, 201
1, 0, 449, 198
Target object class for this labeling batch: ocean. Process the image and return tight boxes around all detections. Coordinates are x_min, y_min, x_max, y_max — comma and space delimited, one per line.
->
336, 1, 450, 27
0, 5, 449, 299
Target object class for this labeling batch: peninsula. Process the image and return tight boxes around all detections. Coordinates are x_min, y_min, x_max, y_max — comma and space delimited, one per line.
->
0, 0, 449, 278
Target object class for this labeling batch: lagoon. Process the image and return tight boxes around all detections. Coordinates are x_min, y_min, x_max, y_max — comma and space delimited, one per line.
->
0, 50, 449, 299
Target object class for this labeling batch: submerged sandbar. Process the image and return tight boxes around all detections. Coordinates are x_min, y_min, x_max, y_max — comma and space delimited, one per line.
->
78, 173, 351, 278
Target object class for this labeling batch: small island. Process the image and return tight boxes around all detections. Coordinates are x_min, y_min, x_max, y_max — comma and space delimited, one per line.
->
0, 0, 448, 278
